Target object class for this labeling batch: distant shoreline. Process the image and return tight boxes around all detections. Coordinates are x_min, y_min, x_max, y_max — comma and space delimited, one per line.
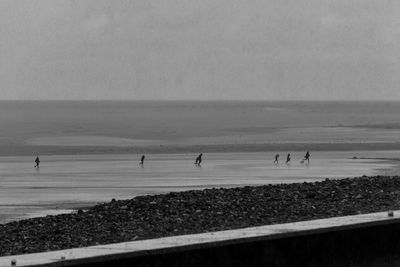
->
1, 99, 400, 104
2, 142, 400, 157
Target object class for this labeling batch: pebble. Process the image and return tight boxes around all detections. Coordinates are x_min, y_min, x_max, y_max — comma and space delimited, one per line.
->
1, 175, 400, 256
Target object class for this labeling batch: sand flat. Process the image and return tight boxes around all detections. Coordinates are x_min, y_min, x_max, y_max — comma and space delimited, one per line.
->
23, 125, 400, 149
1, 101, 400, 222
0, 151, 397, 223
26, 136, 161, 147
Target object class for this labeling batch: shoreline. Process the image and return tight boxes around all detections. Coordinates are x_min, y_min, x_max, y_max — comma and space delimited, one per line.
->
1, 150, 396, 224
1, 175, 400, 256
2, 142, 400, 157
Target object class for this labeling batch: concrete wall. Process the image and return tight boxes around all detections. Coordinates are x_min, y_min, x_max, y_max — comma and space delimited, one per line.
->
1, 211, 400, 267
67, 220, 400, 267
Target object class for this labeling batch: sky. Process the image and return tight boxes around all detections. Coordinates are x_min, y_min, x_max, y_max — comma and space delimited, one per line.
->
1, 0, 400, 101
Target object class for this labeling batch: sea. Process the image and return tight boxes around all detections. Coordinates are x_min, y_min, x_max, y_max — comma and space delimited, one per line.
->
1, 100, 400, 222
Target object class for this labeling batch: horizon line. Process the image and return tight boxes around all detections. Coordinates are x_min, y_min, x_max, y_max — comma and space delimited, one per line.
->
1, 99, 400, 103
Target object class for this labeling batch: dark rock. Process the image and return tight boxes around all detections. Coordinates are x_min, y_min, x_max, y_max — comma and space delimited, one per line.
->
1, 176, 400, 256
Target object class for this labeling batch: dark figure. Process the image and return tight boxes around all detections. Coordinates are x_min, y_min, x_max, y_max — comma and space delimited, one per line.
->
195, 153, 203, 166
274, 154, 279, 164
302, 151, 310, 164
286, 153, 291, 164
34, 156, 40, 168
139, 155, 145, 166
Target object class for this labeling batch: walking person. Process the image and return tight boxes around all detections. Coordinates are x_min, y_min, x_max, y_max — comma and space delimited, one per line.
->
301, 151, 310, 164
139, 155, 145, 166
286, 153, 291, 164
274, 154, 279, 164
195, 153, 203, 166
34, 156, 40, 168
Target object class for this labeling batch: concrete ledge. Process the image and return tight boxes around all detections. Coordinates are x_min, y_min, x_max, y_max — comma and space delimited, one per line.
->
1, 211, 400, 266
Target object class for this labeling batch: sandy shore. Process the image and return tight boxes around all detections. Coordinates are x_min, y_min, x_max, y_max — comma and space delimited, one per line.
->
0, 151, 395, 223
1, 175, 400, 256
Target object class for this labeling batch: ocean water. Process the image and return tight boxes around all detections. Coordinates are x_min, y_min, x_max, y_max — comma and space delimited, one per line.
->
1, 100, 400, 155
1, 100, 400, 222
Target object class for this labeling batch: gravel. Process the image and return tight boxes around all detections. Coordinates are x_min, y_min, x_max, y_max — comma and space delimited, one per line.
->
1, 175, 400, 256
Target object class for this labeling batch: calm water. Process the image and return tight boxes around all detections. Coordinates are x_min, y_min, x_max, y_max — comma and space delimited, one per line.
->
1, 101, 400, 155
1, 101, 400, 222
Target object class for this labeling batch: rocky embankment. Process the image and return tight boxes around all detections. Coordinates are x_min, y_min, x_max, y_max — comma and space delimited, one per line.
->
1, 175, 400, 256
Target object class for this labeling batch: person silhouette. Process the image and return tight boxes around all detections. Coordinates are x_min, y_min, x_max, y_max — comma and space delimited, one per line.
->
286, 153, 291, 164
195, 153, 203, 166
302, 151, 310, 164
139, 155, 145, 166
34, 156, 40, 168
274, 154, 279, 164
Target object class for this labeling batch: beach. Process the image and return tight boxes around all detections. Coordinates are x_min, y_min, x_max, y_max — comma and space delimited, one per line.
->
3, 0, 400, 262
0, 101, 400, 222
0, 101, 400, 254
0, 151, 397, 223
1, 175, 400, 256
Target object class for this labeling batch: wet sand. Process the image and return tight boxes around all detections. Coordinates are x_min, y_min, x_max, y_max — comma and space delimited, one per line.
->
2, 175, 400, 256
1, 101, 400, 222
0, 151, 397, 223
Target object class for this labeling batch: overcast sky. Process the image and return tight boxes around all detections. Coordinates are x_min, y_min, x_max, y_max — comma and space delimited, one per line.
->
1, 0, 399, 100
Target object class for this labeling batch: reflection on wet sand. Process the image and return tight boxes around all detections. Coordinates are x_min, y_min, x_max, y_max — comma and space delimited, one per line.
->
0, 151, 397, 223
